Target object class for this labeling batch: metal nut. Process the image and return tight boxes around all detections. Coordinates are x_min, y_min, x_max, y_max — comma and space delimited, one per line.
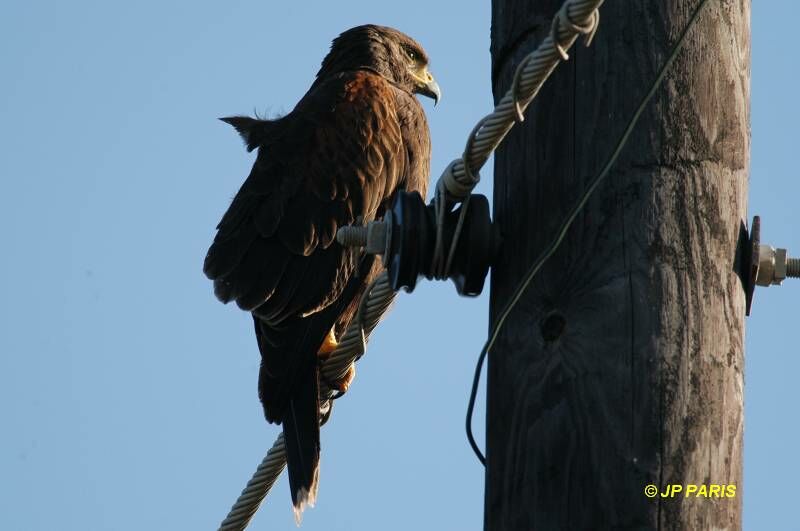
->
756, 245, 789, 286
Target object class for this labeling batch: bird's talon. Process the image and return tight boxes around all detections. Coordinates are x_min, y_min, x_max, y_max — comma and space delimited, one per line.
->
317, 329, 338, 359
336, 364, 356, 393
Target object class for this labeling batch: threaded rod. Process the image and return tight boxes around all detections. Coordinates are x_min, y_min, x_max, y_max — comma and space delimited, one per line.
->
788, 257, 800, 278
337, 226, 368, 247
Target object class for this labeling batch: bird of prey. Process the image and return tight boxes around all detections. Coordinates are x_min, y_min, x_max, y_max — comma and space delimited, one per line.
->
203, 25, 439, 519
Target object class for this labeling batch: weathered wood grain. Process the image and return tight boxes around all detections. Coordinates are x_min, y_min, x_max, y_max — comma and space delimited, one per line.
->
487, 1, 749, 529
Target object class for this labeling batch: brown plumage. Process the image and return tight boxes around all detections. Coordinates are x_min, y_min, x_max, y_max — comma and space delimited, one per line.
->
203, 24, 438, 519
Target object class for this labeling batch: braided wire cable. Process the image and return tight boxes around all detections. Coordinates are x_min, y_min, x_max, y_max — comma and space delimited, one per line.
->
432, 0, 603, 280
219, 434, 287, 531
218, 273, 395, 531
440, 0, 603, 200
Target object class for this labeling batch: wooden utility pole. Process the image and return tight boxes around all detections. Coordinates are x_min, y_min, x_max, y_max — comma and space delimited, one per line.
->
486, 1, 749, 529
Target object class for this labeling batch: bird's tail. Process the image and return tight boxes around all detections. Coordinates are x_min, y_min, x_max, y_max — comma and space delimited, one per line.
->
282, 364, 322, 525
219, 116, 281, 152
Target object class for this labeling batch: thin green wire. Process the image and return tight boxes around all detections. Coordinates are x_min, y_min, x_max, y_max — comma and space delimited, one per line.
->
466, 0, 714, 466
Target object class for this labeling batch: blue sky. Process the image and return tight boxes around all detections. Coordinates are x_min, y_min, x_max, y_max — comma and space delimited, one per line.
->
1, 1, 797, 529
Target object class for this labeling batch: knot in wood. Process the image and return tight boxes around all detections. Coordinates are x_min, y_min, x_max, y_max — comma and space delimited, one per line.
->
540, 311, 567, 342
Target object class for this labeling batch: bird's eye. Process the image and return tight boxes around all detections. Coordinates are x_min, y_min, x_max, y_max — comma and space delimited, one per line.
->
406, 49, 416, 61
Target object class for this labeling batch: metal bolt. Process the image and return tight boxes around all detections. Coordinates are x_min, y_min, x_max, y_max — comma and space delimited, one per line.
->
336, 219, 390, 255
744, 216, 800, 316
336, 225, 367, 247
789, 258, 800, 278
755, 245, 800, 286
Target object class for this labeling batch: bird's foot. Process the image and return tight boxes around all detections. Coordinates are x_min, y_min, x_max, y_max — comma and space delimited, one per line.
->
333, 364, 356, 393
321, 364, 356, 394
318, 329, 355, 393
317, 328, 338, 359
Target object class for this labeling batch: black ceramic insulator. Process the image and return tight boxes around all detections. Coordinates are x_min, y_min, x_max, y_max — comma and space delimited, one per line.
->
385, 191, 500, 296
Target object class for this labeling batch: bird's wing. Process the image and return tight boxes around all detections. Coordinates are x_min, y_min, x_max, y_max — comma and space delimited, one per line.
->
203, 70, 410, 418
205, 70, 407, 316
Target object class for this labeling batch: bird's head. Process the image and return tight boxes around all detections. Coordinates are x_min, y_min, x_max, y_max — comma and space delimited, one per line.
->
317, 24, 441, 105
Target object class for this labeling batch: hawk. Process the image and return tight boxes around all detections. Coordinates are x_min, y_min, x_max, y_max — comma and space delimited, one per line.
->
203, 25, 439, 519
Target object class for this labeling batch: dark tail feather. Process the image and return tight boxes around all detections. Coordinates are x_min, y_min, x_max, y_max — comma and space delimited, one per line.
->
282, 365, 321, 524
220, 116, 273, 152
